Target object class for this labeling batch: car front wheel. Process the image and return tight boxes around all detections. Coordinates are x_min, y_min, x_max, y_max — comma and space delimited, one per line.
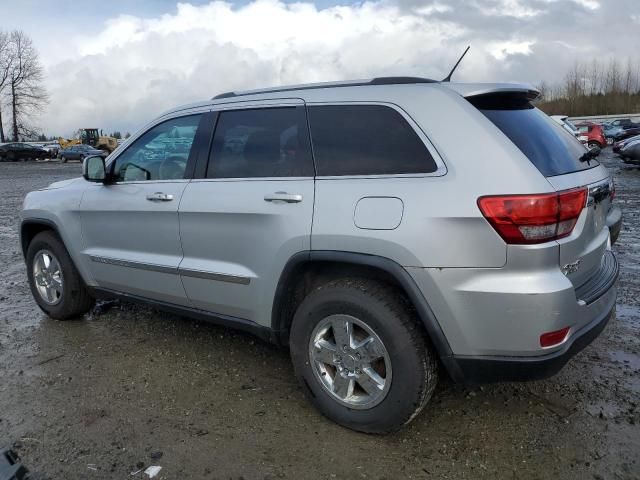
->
290, 278, 438, 434
26, 231, 94, 320
60, 155, 67, 163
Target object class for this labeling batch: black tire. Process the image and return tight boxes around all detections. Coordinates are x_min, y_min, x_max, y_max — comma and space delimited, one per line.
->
588, 141, 601, 149
290, 278, 438, 434
60, 155, 67, 163
26, 231, 94, 320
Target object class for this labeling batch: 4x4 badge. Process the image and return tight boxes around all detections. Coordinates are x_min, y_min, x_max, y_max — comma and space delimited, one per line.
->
562, 259, 581, 275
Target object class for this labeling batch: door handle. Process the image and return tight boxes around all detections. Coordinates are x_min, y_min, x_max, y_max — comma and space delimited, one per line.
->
264, 192, 303, 203
146, 192, 174, 202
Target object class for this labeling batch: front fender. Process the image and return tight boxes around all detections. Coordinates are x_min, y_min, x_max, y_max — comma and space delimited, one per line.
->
21, 184, 95, 286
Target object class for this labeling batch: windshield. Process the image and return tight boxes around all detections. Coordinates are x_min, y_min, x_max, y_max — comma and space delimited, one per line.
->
469, 94, 597, 177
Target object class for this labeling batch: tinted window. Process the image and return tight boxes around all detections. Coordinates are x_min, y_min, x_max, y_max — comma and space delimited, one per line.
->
113, 114, 201, 182
470, 95, 596, 177
307, 105, 437, 176
207, 107, 313, 178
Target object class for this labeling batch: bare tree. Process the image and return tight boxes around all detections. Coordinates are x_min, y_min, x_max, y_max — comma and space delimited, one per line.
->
6, 31, 48, 141
538, 57, 640, 116
0, 31, 13, 143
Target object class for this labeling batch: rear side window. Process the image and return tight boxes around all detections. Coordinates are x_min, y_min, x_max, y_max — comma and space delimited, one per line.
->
307, 105, 438, 176
207, 107, 314, 178
470, 94, 596, 177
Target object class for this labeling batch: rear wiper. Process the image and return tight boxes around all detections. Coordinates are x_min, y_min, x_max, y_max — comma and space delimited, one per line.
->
579, 149, 598, 164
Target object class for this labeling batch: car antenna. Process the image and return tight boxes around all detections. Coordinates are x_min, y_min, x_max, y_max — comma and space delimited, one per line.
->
442, 46, 470, 82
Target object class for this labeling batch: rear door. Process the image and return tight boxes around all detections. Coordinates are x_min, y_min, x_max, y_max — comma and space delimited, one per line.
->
80, 112, 207, 305
178, 100, 315, 326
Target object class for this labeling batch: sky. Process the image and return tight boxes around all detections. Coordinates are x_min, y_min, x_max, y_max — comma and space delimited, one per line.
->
0, 0, 638, 137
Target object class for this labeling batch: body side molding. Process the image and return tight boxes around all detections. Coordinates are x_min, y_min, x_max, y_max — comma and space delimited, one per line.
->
88, 255, 251, 285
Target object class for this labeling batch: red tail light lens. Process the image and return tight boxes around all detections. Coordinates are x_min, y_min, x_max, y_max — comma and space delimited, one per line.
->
540, 326, 570, 348
478, 188, 587, 244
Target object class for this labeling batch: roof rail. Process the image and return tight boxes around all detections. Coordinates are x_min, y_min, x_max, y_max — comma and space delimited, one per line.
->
212, 76, 438, 100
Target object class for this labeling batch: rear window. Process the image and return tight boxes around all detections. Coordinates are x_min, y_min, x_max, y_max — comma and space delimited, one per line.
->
470, 94, 596, 177
207, 107, 314, 178
307, 105, 438, 176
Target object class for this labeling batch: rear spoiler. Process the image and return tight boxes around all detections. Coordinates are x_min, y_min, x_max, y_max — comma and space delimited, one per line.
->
442, 83, 540, 101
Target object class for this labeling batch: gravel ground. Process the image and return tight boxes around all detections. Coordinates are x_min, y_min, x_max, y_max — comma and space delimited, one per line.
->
1, 153, 639, 480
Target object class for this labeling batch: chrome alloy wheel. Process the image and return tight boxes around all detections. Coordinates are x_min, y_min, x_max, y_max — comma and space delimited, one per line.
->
33, 249, 63, 305
308, 314, 392, 409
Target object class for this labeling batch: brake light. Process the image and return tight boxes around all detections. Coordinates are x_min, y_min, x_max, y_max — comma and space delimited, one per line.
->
478, 188, 587, 244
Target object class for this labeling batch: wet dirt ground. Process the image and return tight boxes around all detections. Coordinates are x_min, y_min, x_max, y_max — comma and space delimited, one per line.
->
1, 153, 639, 480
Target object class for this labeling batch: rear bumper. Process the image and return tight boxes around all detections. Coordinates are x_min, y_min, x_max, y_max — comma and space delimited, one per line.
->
449, 300, 614, 383
442, 251, 618, 383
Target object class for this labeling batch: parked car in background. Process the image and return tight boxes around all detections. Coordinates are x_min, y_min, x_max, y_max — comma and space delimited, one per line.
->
550, 115, 579, 137
0, 142, 48, 161
618, 137, 640, 164
609, 118, 640, 128
41, 143, 60, 158
613, 134, 640, 153
58, 144, 106, 163
574, 122, 607, 149
613, 126, 640, 143
601, 123, 624, 144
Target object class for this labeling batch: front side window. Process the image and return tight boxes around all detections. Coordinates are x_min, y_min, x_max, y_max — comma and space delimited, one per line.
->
307, 104, 438, 176
207, 107, 314, 178
112, 114, 202, 182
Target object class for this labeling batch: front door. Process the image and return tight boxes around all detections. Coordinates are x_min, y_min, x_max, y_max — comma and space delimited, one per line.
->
80, 113, 206, 305
178, 102, 315, 326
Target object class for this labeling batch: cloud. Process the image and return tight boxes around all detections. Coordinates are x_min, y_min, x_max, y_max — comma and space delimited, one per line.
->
35, 0, 639, 136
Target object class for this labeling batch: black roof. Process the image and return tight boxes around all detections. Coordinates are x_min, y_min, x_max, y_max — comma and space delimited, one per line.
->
212, 76, 438, 100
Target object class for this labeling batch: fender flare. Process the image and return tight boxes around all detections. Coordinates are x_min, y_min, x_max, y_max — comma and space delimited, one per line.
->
20, 218, 63, 257
272, 250, 463, 380
20, 217, 95, 289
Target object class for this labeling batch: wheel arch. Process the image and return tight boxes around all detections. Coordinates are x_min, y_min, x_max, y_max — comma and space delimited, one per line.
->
271, 251, 462, 379
21, 218, 94, 288
20, 219, 62, 259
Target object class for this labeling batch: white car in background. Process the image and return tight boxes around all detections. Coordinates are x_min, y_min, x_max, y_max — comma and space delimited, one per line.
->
551, 115, 581, 139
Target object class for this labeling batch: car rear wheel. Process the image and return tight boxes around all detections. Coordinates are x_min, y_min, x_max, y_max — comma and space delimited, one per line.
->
588, 141, 601, 149
289, 278, 438, 434
26, 231, 94, 320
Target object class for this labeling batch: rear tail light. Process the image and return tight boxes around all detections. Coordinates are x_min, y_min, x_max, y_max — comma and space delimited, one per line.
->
478, 188, 587, 244
540, 326, 570, 348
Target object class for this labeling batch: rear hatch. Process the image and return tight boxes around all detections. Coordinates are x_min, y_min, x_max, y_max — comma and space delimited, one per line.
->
466, 90, 612, 289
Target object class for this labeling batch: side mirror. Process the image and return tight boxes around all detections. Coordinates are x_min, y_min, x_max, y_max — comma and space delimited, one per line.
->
82, 155, 107, 182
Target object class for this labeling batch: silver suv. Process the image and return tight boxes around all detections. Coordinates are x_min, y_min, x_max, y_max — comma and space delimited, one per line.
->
21, 77, 621, 433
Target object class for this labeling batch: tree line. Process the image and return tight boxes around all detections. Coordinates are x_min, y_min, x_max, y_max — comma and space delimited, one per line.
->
536, 58, 640, 116
0, 30, 48, 142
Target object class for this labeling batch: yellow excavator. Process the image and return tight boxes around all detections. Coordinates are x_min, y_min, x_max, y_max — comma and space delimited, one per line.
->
58, 128, 118, 154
